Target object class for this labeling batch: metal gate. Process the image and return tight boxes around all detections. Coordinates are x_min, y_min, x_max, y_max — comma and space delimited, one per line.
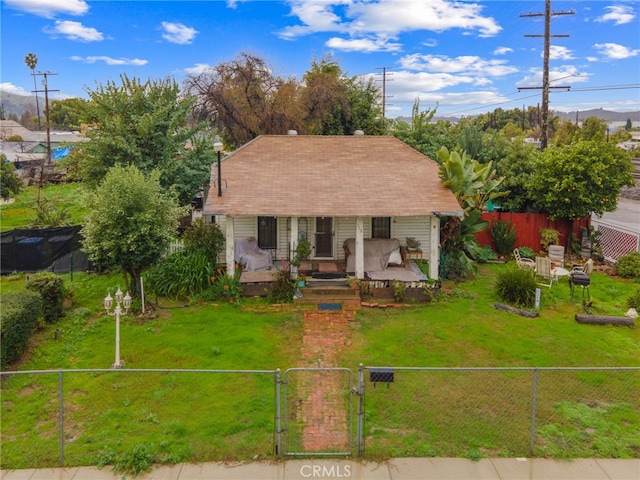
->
282, 367, 355, 456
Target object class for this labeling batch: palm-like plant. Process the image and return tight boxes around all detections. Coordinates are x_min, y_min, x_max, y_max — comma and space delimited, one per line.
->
24, 52, 41, 129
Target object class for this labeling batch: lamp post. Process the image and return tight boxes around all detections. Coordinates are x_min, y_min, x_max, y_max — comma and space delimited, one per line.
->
104, 287, 131, 368
214, 135, 223, 197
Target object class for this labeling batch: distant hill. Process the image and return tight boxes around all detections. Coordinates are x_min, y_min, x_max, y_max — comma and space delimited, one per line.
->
0, 91, 44, 119
395, 108, 640, 125
551, 108, 640, 122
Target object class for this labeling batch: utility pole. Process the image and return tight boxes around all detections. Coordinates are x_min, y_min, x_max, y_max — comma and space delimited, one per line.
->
32, 72, 58, 165
520, 0, 574, 149
375, 67, 393, 118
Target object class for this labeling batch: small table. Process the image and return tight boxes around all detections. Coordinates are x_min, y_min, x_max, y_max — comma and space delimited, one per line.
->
405, 249, 423, 263
552, 267, 570, 282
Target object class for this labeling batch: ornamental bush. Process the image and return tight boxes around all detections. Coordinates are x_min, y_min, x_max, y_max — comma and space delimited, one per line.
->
615, 252, 640, 278
146, 250, 214, 299
495, 267, 537, 308
1, 291, 43, 367
25, 272, 66, 324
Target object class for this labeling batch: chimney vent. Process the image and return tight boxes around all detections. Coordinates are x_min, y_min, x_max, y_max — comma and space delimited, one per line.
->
354, 130, 364, 136
287, 130, 298, 135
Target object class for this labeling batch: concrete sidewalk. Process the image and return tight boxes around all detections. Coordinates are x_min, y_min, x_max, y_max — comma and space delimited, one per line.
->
2, 458, 639, 480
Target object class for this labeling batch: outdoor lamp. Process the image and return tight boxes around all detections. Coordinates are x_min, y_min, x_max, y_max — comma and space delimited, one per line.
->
104, 287, 131, 368
214, 135, 223, 197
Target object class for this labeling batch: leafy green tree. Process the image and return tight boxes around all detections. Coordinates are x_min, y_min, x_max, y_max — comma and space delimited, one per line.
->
580, 116, 608, 142
528, 141, 634, 240
392, 100, 458, 160
81, 165, 188, 296
625, 118, 632, 131
81, 74, 211, 205
553, 118, 580, 146
182, 217, 225, 263
48, 97, 93, 131
0, 156, 22, 199
495, 138, 539, 212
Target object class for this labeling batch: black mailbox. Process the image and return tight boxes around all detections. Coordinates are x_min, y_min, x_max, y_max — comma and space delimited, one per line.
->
370, 368, 394, 386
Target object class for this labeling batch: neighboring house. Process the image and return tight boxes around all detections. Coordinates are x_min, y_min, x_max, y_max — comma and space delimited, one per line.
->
0, 120, 85, 163
202, 133, 463, 280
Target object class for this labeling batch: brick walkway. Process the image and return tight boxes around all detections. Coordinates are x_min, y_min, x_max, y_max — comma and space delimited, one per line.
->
294, 309, 354, 453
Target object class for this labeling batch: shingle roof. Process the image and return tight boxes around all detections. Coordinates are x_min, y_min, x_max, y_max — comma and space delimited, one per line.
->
203, 135, 463, 218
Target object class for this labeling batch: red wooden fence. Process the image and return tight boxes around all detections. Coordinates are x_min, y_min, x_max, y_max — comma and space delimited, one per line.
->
476, 212, 590, 252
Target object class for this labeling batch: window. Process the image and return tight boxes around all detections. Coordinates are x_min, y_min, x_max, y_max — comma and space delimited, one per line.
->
371, 217, 391, 239
257, 217, 277, 249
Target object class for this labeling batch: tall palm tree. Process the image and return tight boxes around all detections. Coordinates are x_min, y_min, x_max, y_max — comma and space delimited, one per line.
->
24, 52, 41, 129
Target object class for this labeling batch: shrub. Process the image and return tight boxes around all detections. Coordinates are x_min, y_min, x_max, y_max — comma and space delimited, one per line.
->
268, 268, 295, 304
540, 228, 560, 253
181, 218, 224, 263
495, 267, 537, 308
146, 250, 214, 299
615, 252, 640, 278
473, 245, 498, 263
0, 157, 22, 199
626, 288, 640, 309
0, 291, 43, 367
490, 221, 517, 255
517, 246, 535, 259
25, 272, 66, 324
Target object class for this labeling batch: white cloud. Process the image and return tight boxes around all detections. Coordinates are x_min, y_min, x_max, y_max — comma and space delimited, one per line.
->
278, 0, 501, 51
70, 56, 148, 66
423, 39, 438, 48
0, 83, 30, 95
184, 63, 214, 75
548, 46, 574, 60
594, 42, 640, 59
44, 20, 103, 42
399, 54, 518, 77
595, 5, 635, 25
516, 66, 590, 88
161, 22, 199, 45
325, 36, 401, 53
3, 0, 88, 18
493, 47, 513, 55
586, 56, 598, 62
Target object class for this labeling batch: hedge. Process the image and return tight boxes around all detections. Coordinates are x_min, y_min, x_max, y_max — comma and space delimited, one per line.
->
1, 291, 43, 368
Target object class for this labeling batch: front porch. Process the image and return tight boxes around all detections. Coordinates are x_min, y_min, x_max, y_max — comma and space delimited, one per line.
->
239, 259, 437, 305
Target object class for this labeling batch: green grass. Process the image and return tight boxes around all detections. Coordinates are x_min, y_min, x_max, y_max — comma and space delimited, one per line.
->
0, 182, 89, 231
1, 265, 639, 470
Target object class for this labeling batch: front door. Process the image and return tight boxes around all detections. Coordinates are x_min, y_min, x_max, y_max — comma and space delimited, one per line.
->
315, 217, 333, 258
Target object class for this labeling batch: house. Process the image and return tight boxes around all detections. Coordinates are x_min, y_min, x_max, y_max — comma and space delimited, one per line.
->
202, 133, 463, 280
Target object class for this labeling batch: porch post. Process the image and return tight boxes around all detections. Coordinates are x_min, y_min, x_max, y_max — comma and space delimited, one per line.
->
355, 216, 365, 279
290, 216, 299, 263
225, 215, 235, 277
429, 215, 440, 279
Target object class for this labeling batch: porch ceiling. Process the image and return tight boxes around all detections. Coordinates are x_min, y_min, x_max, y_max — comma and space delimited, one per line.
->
203, 135, 463, 218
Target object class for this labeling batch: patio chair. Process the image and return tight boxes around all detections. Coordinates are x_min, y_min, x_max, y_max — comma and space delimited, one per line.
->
548, 245, 565, 267
535, 256, 557, 288
514, 248, 535, 270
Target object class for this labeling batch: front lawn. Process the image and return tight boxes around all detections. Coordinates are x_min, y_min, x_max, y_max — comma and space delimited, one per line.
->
1, 265, 638, 470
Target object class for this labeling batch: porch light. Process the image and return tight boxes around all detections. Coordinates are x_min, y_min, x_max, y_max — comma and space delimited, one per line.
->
214, 136, 223, 197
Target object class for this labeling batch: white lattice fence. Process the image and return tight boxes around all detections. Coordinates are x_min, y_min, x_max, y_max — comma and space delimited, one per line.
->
592, 222, 640, 261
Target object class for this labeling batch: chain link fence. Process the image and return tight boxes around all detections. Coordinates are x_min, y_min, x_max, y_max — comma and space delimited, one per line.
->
1, 366, 638, 468
359, 366, 640, 458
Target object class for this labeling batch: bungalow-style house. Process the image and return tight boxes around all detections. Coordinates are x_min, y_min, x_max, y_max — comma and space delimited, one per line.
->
202, 133, 463, 280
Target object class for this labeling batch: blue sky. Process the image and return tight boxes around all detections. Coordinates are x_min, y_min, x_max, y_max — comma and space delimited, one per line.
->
1, 0, 639, 119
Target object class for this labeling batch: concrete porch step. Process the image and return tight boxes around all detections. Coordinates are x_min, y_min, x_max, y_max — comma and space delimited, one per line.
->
294, 286, 361, 309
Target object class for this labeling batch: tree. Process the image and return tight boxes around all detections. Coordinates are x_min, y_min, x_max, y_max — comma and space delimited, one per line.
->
24, 52, 41, 129
81, 165, 188, 296
625, 118, 632, 131
528, 141, 634, 243
0, 155, 22, 199
48, 97, 93, 131
495, 138, 539, 212
184, 52, 302, 148
81, 74, 211, 205
580, 116, 608, 142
